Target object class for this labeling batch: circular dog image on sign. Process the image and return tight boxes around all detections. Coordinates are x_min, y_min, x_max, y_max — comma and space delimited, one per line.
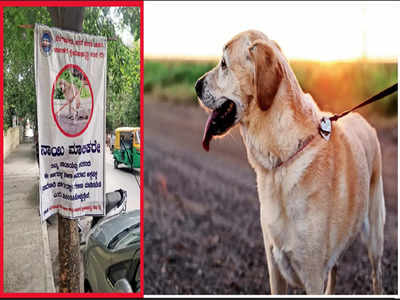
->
51, 65, 94, 137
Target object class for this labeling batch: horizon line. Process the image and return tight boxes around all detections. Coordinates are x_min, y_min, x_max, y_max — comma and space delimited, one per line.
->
144, 54, 398, 64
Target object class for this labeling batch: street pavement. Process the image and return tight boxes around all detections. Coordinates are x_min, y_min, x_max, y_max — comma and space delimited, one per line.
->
3, 142, 55, 292
104, 147, 140, 211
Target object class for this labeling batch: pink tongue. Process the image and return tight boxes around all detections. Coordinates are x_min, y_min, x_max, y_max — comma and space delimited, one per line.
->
202, 111, 217, 152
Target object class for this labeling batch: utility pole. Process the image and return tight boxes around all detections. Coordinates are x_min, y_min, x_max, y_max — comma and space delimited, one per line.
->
47, 7, 85, 293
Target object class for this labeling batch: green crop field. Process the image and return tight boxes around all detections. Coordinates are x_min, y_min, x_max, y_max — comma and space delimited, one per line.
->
145, 58, 397, 117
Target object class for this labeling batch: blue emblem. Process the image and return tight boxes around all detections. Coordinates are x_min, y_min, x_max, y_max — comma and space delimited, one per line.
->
40, 31, 53, 56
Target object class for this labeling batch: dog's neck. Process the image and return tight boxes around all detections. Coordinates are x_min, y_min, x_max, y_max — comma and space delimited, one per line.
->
240, 69, 321, 171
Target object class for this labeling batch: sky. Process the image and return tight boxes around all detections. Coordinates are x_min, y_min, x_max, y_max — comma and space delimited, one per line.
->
111, 7, 134, 47
144, 1, 399, 61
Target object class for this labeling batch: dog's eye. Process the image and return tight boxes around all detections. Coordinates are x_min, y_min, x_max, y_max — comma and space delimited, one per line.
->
221, 58, 227, 70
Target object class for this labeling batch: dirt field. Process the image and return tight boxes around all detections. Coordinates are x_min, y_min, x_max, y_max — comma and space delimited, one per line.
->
143, 97, 397, 295
54, 98, 92, 135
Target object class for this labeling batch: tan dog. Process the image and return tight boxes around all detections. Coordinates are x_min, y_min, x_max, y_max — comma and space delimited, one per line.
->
195, 30, 385, 295
57, 78, 81, 119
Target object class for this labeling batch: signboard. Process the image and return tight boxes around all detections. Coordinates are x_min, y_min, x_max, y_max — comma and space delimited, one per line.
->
34, 24, 107, 222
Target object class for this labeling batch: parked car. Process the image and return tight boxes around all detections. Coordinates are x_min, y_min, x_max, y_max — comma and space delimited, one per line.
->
84, 210, 140, 293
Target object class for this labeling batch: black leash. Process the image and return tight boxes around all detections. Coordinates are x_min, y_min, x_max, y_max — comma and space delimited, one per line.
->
319, 83, 398, 140
330, 83, 398, 122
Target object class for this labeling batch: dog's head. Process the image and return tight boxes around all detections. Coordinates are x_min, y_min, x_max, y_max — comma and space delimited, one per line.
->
195, 30, 285, 151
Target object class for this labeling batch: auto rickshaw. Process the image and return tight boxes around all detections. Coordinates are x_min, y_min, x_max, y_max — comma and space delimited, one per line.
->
113, 127, 140, 170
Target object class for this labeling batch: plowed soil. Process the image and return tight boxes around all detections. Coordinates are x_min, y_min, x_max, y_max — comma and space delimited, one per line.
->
143, 98, 397, 295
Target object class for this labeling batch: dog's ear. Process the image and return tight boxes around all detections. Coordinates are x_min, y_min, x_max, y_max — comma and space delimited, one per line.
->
272, 40, 282, 52
248, 39, 283, 111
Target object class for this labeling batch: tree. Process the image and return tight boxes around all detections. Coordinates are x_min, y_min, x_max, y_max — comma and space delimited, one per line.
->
4, 7, 51, 130
82, 7, 140, 132
3, 6, 141, 132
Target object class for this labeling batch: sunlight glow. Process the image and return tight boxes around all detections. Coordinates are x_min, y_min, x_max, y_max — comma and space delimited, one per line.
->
144, 1, 399, 61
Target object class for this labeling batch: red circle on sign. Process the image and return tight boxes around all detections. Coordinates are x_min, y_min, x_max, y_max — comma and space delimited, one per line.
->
51, 64, 94, 137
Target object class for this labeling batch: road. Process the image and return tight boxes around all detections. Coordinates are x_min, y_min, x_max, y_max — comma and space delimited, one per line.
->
143, 97, 397, 295
104, 147, 140, 211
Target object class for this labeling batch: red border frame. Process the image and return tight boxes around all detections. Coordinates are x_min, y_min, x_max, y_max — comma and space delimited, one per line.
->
140, 2, 144, 297
0, 4, 4, 296
139, 1, 144, 298
1, 1, 144, 298
51, 64, 94, 138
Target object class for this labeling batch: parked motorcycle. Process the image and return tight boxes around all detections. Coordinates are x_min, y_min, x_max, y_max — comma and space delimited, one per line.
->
78, 188, 127, 245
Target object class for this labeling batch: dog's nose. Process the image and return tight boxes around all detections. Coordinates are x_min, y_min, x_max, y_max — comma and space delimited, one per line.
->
195, 77, 204, 99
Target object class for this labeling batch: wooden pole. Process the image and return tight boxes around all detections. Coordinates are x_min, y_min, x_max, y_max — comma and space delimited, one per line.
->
47, 7, 85, 293
58, 215, 80, 292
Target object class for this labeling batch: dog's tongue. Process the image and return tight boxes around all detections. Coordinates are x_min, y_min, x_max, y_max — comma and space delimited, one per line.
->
202, 110, 218, 152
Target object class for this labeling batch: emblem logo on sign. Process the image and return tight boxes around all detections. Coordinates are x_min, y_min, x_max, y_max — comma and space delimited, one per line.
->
40, 30, 53, 57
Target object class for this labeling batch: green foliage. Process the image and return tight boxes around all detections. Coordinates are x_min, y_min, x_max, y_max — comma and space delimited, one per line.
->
56, 69, 90, 98
55, 86, 64, 99
4, 7, 52, 131
115, 7, 141, 42
144, 60, 216, 93
144, 59, 216, 105
4, 6, 141, 132
59, 69, 82, 88
145, 59, 397, 117
80, 86, 91, 98
83, 7, 140, 132
106, 39, 140, 132
291, 60, 398, 116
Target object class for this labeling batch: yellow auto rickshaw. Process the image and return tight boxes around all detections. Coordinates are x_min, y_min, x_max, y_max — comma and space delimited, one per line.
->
113, 127, 140, 170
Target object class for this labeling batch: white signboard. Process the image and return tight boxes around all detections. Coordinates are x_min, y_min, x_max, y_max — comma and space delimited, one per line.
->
35, 24, 107, 222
